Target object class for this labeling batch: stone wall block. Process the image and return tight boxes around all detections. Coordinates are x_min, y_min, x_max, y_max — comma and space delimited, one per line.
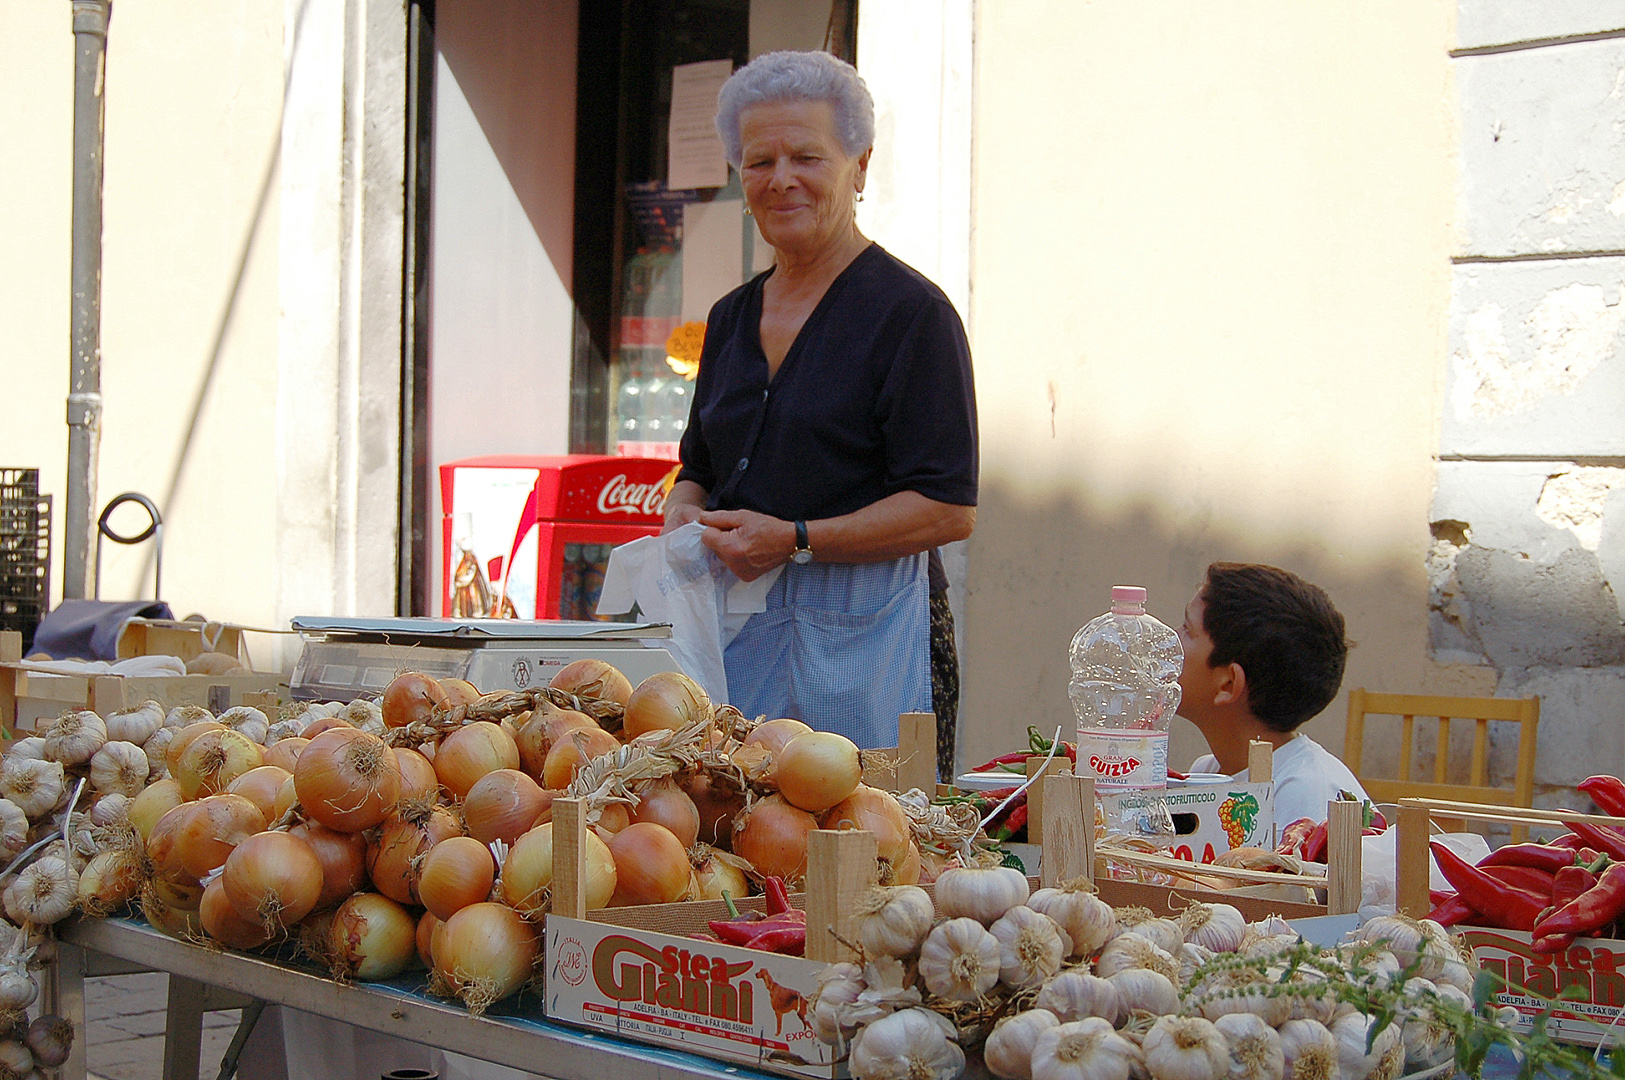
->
1440, 259, 1625, 456
1456, 3, 1625, 52
1501, 665, 1625, 787
1452, 547, 1625, 669
1456, 40, 1625, 257
1432, 461, 1584, 559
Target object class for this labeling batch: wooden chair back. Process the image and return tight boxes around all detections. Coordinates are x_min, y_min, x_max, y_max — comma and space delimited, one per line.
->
1343, 688, 1540, 842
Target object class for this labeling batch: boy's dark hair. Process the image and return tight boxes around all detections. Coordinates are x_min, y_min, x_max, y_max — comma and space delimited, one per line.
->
1200, 562, 1348, 733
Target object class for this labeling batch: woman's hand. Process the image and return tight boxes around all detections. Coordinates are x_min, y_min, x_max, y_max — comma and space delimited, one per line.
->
696, 509, 796, 581
661, 480, 708, 535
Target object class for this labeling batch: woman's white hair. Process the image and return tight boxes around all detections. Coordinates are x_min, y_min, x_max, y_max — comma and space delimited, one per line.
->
713, 50, 874, 168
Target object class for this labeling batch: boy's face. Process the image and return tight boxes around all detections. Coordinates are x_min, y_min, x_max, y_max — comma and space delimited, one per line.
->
1176, 587, 1221, 728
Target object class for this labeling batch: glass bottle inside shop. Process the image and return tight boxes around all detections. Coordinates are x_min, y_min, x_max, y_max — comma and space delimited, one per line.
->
1069, 585, 1184, 842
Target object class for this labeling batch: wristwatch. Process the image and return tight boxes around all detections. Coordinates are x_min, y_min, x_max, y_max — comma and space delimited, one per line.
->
791, 521, 814, 565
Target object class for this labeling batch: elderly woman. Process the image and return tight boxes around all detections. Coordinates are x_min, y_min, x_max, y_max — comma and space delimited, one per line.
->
663, 50, 978, 752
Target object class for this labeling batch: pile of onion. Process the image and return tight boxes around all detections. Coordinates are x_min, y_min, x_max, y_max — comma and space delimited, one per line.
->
772, 731, 862, 814
432, 902, 539, 1015
622, 672, 710, 741
732, 794, 817, 883
294, 728, 401, 833
550, 658, 633, 707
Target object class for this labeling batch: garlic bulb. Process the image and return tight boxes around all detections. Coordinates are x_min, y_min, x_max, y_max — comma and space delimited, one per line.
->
1213, 1013, 1283, 1080
90, 792, 132, 828
1142, 1015, 1228, 1080
986, 1009, 1061, 1080
1328, 1013, 1402, 1080
919, 917, 1002, 1001
44, 710, 106, 766
2, 739, 48, 765
1398, 979, 1466, 1069
808, 962, 866, 1046
848, 1007, 964, 1080
1177, 943, 1215, 984
1189, 968, 1291, 1028
0, 967, 36, 1012
993, 906, 1072, 989
219, 706, 270, 745
934, 864, 1030, 925
265, 719, 305, 746
4, 857, 79, 926
165, 705, 214, 729
0, 1040, 32, 1075
1346, 915, 1451, 981
853, 885, 935, 959
1094, 932, 1179, 982
1114, 910, 1183, 954
0, 759, 65, 821
1105, 968, 1179, 1018
1030, 881, 1118, 958
1242, 933, 1301, 961
1433, 955, 1474, 995
339, 699, 386, 735
0, 800, 27, 859
1036, 970, 1121, 1026
90, 740, 150, 797
1032, 1017, 1139, 1080
144, 727, 175, 779
105, 700, 164, 745
1278, 1020, 1338, 1080
24, 1016, 72, 1068
1179, 902, 1247, 953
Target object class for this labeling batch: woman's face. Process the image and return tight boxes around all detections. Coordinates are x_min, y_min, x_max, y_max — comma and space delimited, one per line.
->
737, 99, 870, 260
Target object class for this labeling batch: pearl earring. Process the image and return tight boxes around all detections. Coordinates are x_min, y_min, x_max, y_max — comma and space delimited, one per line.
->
856, 191, 865, 203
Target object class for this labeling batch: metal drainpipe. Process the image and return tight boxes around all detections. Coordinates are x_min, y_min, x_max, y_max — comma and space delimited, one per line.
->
64, 0, 111, 601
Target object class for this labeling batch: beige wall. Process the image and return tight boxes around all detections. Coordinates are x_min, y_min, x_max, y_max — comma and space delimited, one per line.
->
962, 1, 1485, 774
0, 1, 284, 656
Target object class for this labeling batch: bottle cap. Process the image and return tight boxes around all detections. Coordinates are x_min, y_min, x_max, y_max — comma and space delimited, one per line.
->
1110, 585, 1147, 604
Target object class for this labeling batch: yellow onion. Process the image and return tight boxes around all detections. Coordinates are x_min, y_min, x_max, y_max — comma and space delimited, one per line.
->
691, 845, 752, 902
367, 800, 461, 905
173, 728, 265, 799
607, 822, 693, 906
127, 778, 186, 843
433, 902, 539, 1014
886, 842, 923, 886
77, 849, 144, 916
499, 822, 615, 916
549, 658, 632, 707
439, 678, 481, 708
222, 830, 324, 931
743, 718, 813, 755
165, 721, 226, 774
297, 907, 339, 967
514, 706, 596, 779
263, 738, 307, 773
201, 877, 273, 949
682, 771, 746, 849
434, 722, 520, 800
294, 727, 401, 833
142, 880, 204, 940
464, 769, 553, 846
623, 672, 710, 741
147, 795, 266, 884
394, 748, 439, 803
148, 874, 204, 912
541, 727, 619, 791
417, 836, 496, 921
289, 820, 368, 912
225, 765, 292, 822
733, 794, 817, 882
773, 731, 861, 813
416, 909, 440, 969
593, 802, 631, 839
329, 892, 419, 980
274, 775, 298, 819
820, 785, 911, 866
628, 777, 699, 849
382, 672, 448, 729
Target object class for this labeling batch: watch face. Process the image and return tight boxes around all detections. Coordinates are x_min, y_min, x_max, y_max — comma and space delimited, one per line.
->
792, 549, 813, 565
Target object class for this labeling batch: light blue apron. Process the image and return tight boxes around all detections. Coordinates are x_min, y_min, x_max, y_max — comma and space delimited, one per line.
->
722, 554, 930, 749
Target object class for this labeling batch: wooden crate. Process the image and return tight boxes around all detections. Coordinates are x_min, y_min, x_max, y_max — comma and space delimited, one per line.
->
115, 618, 256, 667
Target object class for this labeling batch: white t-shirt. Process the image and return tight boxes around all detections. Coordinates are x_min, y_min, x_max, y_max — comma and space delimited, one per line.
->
1190, 733, 1370, 826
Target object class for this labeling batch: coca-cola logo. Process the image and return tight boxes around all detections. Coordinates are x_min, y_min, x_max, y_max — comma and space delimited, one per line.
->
597, 474, 666, 517
1089, 754, 1142, 779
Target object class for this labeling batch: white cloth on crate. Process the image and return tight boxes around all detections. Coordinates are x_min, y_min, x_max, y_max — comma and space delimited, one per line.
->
595, 522, 781, 704
1190, 732, 1370, 827
16, 654, 187, 677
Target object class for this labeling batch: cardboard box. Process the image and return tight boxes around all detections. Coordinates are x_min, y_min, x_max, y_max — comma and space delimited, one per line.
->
1459, 927, 1625, 1047
545, 915, 843, 1079
1098, 777, 1275, 865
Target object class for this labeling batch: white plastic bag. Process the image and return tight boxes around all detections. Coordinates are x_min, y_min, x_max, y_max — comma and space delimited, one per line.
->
595, 523, 781, 704
1357, 825, 1490, 919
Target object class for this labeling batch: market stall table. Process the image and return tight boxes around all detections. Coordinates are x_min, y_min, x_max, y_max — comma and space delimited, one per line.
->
54, 916, 789, 1080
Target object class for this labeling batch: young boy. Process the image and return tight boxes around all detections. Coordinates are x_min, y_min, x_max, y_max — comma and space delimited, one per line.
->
1177, 561, 1369, 826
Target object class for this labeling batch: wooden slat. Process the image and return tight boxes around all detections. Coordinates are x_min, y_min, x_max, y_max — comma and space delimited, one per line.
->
1396, 801, 1431, 918
1400, 714, 1415, 781
1095, 878, 1324, 922
1360, 691, 1535, 722
1402, 797, 1625, 826
806, 829, 877, 964
1470, 718, 1488, 787
1247, 740, 1273, 783
1325, 800, 1362, 915
1026, 755, 1070, 847
1040, 773, 1091, 886
1096, 848, 1329, 888
1431, 716, 1446, 784
551, 797, 588, 920
896, 712, 938, 795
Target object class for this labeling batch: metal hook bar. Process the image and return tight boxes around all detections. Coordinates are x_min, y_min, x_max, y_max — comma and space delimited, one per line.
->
95, 491, 162, 601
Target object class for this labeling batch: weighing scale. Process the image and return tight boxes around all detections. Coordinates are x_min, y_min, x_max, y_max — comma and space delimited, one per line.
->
287, 617, 683, 701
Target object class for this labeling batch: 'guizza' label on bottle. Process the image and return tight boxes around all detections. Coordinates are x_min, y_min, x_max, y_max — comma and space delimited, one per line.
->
1077, 729, 1168, 789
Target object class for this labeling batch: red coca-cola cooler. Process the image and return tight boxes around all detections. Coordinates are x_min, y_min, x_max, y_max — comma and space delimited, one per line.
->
439, 455, 680, 620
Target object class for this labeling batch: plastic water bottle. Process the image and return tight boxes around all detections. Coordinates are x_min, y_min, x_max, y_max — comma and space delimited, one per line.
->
1068, 585, 1184, 841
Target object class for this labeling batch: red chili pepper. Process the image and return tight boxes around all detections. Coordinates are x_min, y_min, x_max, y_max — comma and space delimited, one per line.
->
1579, 776, 1625, 817
763, 876, 791, 916
745, 924, 805, 955
1533, 862, 1625, 939
1531, 866, 1602, 953
1481, 865, 1556, 898
1303, 822, 1330, 864
1564, 821, 1625, 861
1427, 893, 1480, 927
1550, 833, 1585, 850
707, 915, 767, 945
992, 802, 1029, 842
1480, 843, 1582, 874
973, 751, 1034, 772
1430, 841, 1547, 931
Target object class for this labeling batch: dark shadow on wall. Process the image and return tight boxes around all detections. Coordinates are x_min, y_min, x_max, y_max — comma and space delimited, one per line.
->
957, 477, 1510, 791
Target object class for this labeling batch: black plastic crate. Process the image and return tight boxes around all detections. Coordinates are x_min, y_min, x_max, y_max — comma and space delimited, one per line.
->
0, 470, 49, 653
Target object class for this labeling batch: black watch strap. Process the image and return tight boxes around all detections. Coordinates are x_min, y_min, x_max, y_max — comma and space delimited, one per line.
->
794, 520, 810, 551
